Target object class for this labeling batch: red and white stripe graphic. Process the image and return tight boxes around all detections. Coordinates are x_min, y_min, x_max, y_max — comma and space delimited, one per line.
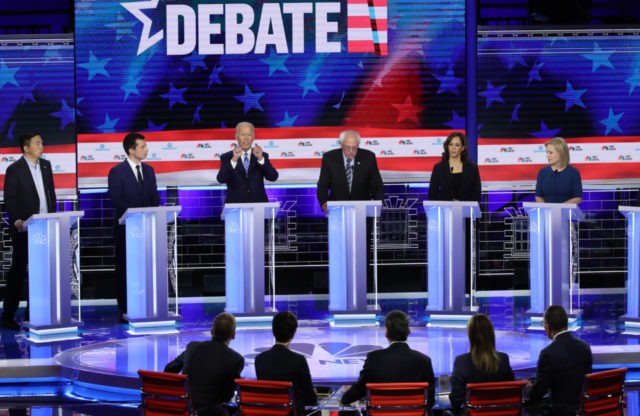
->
347, 0, 388, 55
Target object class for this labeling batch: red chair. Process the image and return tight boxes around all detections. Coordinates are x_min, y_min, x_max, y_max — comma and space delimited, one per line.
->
578, 367, 627, 416
464, 380, 527, 416
235, 378, 295, 416
365, 382, 430, 416
137, 369, 194, 416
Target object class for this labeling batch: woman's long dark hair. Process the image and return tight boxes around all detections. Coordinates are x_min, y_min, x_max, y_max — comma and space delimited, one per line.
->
441, 131, 469, 162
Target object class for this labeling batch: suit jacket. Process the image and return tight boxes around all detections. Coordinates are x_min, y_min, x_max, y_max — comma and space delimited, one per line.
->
526, 331, 592, 415
316, 148, 384, 206
449, 351, 514, 412
3, 156, 57, 232
255, 344, 318, 416
164, 339, 245, 416
216, 150, 278, 203
427, 158, 481, 202
107, 160, 160, 221
341, 342, 436, 409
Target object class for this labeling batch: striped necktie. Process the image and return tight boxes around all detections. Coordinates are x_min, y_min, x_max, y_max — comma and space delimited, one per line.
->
243, 153, 250, 175
346, 158, 353, 192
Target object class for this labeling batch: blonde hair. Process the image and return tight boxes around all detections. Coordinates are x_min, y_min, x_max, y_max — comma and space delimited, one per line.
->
468, 314, 500, 373
545, 137, 570, 168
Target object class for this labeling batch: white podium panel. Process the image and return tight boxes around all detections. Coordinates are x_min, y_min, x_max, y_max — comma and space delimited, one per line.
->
523, 202, 582, 321
619, 206, 640, 333
24, 211, 84, 338
326, 200, 381, 315
222, 202, 279, 316
422, 201, 480, 324
119, 206, 181, 328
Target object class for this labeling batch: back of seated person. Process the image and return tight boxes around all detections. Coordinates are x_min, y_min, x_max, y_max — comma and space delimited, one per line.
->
340, 310, 436, 413
254, 311, 318, 416
448, 313, 515, 415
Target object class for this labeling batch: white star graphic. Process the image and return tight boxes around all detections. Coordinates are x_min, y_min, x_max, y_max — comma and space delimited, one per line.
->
121, 0, 164, 55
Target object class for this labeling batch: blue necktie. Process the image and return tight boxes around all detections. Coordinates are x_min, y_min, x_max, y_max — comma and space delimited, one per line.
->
243, 153, 250, 175
346, 158, 353, 193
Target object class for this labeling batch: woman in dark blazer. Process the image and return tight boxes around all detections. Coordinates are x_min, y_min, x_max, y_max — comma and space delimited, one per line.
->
449, 314, 515, 414
427, 132, 481, 202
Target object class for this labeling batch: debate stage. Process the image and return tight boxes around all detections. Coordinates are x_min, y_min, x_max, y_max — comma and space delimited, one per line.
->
1, 292, 639, 414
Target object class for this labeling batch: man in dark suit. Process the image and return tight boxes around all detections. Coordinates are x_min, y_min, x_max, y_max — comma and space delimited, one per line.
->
255, 311, 318, 416
108, 132, 160, 321
165, 312, 245, 416
1, 133, 57, 330
525, 305, 593, 415
316, 129, 384, 213
341, 310, 436, 412
216, 121, 279, 203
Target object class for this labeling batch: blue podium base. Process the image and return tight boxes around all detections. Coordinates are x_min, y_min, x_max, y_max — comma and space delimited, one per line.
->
425, 311, 475, 328
330, 312, 378, 327
234, 313, 276, 329
621, 315, 640, 335
527, 310, 582, 331
124, 312, 181, 332
24, 320, 82, 343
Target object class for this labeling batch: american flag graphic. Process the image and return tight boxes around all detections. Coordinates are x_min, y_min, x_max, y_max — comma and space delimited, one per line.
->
347, 0, 388, 55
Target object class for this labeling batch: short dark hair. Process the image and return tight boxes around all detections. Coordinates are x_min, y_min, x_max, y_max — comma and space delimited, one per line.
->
543, 305, 569, 332
385, 310, 410, 341
441, 131, 469, 162
123, 132, 145, 156
211, 312, 236, 341
272, 311, 298, 343
19, 133, 41, 152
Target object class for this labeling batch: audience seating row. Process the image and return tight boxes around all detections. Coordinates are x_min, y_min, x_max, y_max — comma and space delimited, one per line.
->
136, 367, 627, 416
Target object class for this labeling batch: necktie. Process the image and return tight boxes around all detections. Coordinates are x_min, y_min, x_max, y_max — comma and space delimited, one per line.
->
346, 158, 353, 192
243, 153, 250, 175
136, 165, 143, 186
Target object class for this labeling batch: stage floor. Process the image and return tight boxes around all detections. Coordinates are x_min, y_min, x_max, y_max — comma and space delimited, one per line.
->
1, 292, 639, 414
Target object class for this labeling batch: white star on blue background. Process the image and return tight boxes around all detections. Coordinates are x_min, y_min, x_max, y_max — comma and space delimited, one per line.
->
122, 76, 142, 101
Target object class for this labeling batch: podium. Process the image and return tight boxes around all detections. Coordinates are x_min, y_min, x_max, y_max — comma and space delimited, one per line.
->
422, 201, 480, 326
23, 211, 84, 339
119, 206, 181, 328
619, 206, 640, 333
523, 202, 582, 326
326, 200, 381, 324
222, 202, 279, 319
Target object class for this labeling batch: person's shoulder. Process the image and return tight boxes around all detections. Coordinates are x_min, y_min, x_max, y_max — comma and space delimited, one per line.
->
219, 149, 234, 159
323, 148, 341, 158
5, 157, 25, 172
109, 160, 127, 173
357, 147, 376, 158
454, 352, 472, 363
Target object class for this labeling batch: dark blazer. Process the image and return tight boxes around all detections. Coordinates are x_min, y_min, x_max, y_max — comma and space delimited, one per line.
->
3, 156, 57, 230
255, 344, 318, 416
164, 339, 245, 416
341, 342, 436, 409
107, 160, 160, 220
449, 351, 515, 412
316, 147, 384, 206
526, 331, 592, 415
428, 158, 481, 202
216, 150, 278, 203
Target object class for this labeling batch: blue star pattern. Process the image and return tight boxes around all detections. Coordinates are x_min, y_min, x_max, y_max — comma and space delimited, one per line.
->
78, 51, 111, 81
581, 42, 614, 73
599, 108, 623, 136
479, 81, 506, 109
234, 84, 265, 114
530, 120, 562, 138
434, 68, 463, 95
160, 83, 188, 109
555, 81, 587, 112
0, 59, 20, 89
50, 100, 76, 130
276, 111, 299, 127
98, 114, 119, 133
